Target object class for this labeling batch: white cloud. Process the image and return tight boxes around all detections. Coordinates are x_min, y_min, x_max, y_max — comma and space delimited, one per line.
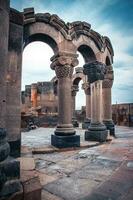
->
22, 42, 55, 90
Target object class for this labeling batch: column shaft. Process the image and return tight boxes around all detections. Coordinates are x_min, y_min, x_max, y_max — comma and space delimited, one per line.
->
6, 9, 23, 157
91, 80, 102, 123
103, 88, 112, 120
86, 94, 91, 119
0, 1, 22, 198
58, 78, 72, 125
72, 95, 75, 118
71, 85, 79, 127
50, 52, 80, 148
83, 61, 108, 142
82, 82, 91, 129
0, 0, 9, 128
102, 66, 115, 135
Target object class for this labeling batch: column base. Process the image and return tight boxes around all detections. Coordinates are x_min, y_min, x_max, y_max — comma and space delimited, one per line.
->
0, 180, 23, 199
72, 118, 79, 127
9, 139, 21, 158
103, 120, 115, 136
82, 118, 91, 129
85, 122, 108, 142
51, 134, 80, 148
0, 158, 21, 199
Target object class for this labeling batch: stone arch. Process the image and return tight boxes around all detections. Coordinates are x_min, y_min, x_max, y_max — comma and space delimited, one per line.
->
72, 68, 86, 86
23, 8, 70, 53
23, 33, 58, 53
72, 35, 99, 63
106, 56, 111, 66
77, 45, 97, 63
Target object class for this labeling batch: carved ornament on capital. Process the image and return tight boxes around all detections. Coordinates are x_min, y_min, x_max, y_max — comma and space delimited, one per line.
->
50, 52, 79, 79
83, 61, 106, 84
82, 82, 91, 95
102, 65, 114, 88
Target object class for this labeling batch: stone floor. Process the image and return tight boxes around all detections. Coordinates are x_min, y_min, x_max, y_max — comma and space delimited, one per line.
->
21, 126, 133, 200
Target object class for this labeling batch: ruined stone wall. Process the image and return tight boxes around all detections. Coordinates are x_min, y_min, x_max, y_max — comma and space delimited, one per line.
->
21, 81, 58, 114
112, 103, 133, 127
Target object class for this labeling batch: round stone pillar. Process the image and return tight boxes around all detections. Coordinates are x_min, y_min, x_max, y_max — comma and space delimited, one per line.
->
0, 0, 9, 128
102, 65, 115, 135
82, 82, 91, 129
0, 1, 22, 198
71, 85, 79, 127
31, 83, 38, 108
50, 52, 80, 148
83, 61, 108, 142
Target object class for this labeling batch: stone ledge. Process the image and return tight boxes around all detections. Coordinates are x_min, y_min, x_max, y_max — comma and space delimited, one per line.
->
31, 140, 111, 154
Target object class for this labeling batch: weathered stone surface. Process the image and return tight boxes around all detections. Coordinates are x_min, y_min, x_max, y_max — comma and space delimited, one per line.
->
21, 170, 42, 200
0, 180, 23, 199
83, 61, 106, 83
0, 128, 10, 162
21, 127, 133, 200
32, 146, 58, 154
42, 190, 63, 200
37, 172, 58, 186
51, 134, 80, 148
17, 157, 35, 171
44, 176, 99, 200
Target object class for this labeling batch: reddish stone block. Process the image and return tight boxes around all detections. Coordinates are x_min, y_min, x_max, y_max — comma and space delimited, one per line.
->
21, 171, 42, 200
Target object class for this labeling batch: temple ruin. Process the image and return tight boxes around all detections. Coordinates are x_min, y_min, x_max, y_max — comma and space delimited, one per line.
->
0, 0, 115, 199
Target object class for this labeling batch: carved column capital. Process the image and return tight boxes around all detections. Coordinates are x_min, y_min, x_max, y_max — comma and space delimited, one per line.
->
50, 52, 79, 78
71, 84, 79, 96
83, 61, 106, 83
82, 82, 91, 95
102, 65, 114, 88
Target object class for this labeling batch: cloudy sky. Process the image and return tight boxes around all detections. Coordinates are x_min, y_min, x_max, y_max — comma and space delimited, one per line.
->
11, 0, 133, 109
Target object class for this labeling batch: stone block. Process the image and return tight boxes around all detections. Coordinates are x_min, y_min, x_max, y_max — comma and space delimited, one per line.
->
0, 158, 20, 186
9, 139, 21, 158
0, 180, 23, 200
17, 157, 35, 171
51, 134, 80, 148
85, 130, 108, 142
103, 120, 115, 136
21, 174, 42, 200
42, 189, 63, 200
37, 172, 58, 186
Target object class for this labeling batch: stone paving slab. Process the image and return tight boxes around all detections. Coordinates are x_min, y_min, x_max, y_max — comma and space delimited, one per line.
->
44, 176, 99, 200
21, 126, 133, 200
37, 172, 59, 186
42, 190, 63, 200
31, 141, 101, 155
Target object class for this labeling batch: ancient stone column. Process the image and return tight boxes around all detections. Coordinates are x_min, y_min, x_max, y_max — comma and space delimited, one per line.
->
83, 61, 108, 142
31, 83, 38, 108
82, 82, 91, 129
6, 8, 23, 157
71, 84, 79, 127
102, 65, 115, 135
50, 52, 80, 148
0, 1, 22, 198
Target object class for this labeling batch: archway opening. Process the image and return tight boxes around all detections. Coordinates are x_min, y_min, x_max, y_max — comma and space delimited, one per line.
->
22, 41, 54, 90
72, 52, 86, 124
106, 56, 111, 66
74, 45, 97, 123
21, 41, 58, 136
